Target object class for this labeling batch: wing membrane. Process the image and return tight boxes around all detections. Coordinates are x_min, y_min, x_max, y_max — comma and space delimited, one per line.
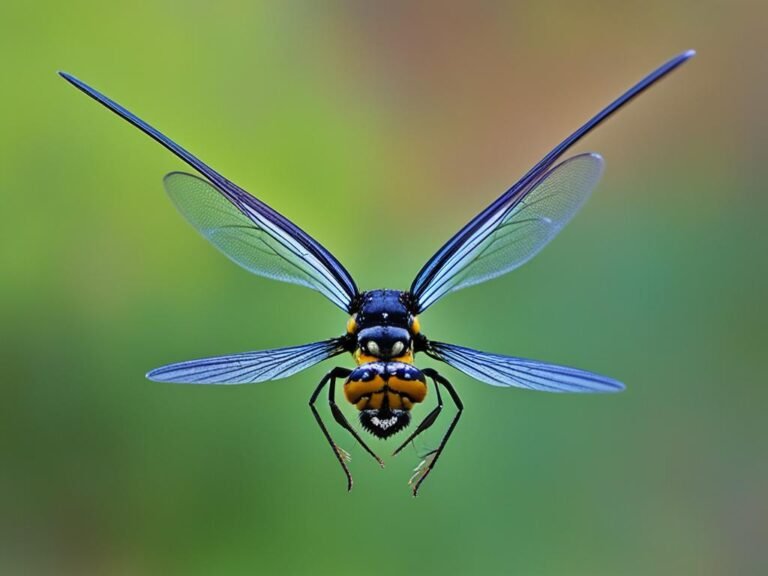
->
59, 72, 358, 311
164, 172, 350, 294
410, 50, 695, 312
414, 153, 603, 310
427, 341, 624, 393
147, 339, 345, 384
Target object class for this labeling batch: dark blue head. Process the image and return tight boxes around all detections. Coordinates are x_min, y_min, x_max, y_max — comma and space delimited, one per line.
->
347, 290, 419, 361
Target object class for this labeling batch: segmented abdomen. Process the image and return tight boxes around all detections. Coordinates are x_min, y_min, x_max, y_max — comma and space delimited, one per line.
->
344, 362, 427, 411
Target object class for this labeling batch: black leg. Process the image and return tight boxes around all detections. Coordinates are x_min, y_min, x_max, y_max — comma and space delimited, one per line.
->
409, 368, 463, 497
392, 376, 443, 456
309, 366, 384, 491
327, 376, 384, 468
309, 367, 354, 490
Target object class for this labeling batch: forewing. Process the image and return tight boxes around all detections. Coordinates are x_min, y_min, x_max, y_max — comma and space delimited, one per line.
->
147, 339, 345, 384
59, 72, 358, 311
413, 153, 603, 311
427, 341, 624, 393
165, 172, 351, 299
410, 50, 695, 313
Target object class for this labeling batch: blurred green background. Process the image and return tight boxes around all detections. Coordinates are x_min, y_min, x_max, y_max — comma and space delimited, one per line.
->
2, 1, 766, 575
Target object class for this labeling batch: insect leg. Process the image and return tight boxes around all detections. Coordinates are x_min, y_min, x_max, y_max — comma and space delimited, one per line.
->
392, 376, 443, 456
309, 367, 355, 491
409, 368, 463, 497
327, 376, 384, 467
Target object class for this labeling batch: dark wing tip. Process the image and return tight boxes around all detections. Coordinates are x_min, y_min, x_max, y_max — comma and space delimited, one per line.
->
58, 72, 94, 97
58, 71, 78, 85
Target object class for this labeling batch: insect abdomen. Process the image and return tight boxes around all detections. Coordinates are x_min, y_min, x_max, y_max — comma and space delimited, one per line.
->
344, 362, 427, 439
344, 362, 427, 411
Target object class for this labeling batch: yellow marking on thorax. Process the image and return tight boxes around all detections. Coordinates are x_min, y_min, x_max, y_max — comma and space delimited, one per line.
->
366, 392, 386, 410
353, 349, 414, 366
388, 375, 427, 403
344, 374, 386, 404
344, 373, 427, 411
353, 391, 407, 411
346, 314, 358, 335
354, 350, 378, 366
388, 392, 404, 410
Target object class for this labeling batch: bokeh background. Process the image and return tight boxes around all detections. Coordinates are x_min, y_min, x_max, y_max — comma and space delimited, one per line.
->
2, 1, 766, 574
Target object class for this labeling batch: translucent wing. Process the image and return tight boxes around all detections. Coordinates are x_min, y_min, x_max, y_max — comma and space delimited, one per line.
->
410, 50, 695, 313
147, 339, 345, 384
164, 172, 350, 296
59, 72, 358, 311
427, 341, 624, 393
413, 153, 603, 311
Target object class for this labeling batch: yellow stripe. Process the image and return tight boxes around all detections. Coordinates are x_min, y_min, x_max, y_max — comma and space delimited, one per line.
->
388, 376, 427, 403
346, 314, 358, 335
354, 350, 379, 366
366, 392, 384, 410
344, 375, 386, 404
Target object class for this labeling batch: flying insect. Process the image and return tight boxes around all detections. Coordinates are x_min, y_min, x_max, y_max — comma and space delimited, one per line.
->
60, 49, 694, 495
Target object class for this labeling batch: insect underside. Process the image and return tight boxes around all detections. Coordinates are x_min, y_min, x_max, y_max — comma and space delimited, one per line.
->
60, 49, 693, 495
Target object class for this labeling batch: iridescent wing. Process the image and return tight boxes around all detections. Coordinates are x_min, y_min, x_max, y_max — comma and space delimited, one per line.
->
147, 339, 345, 384
413, 153, 603, 311
163, 171, 350, 295
427, 341, 624, 393
59, 73, 358, 312
410, 50, 695, 313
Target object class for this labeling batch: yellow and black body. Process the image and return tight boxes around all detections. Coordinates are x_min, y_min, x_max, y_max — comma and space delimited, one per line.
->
344, 361, 426, 437
343, 290, 428, 438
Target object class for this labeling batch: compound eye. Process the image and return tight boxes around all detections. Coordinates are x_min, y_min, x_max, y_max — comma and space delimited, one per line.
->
366, 340, 380, 356
391, 341, 405, 356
